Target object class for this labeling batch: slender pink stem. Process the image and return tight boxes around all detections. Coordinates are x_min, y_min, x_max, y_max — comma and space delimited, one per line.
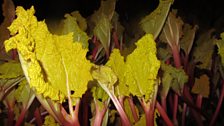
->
34, 108, 43, 126
110, 94, 131, 126
196, 95, 203, 109
161, 96, 167, 112
112, 31, 120, 48
7, 106, 14, 126
140, 99, 154, 126
156, 102, 174, 126
172, 44, 181, 125
209, 81, 224, 126
73, 99, 81, 126
128, 97, 139, 122
172, 45, 181, 68
145, 106, 154, 126
93, 101, 107, 126
15, 108, 27, 126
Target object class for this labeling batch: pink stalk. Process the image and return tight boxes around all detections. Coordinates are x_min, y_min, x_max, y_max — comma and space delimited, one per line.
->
139, 98, 156, 126
128, 97, 139, 122
156, 102, 174, 126
6, 103, 14, 126
161, 96, 167, 112
209, 81, 224, 126
34, 108, 43, 126
110, 94, 131, 126
196, 95, 203, 109
15, 108, 28, 126
93, 101, 107, 126
171, 44, 181, 125
112, 30, 120, 49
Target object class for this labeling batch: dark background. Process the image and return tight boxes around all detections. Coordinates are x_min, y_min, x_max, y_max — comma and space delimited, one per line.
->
1, 0, 224, 32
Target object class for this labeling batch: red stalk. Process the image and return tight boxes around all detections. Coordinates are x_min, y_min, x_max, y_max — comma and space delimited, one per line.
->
209, 80, 224, 126
196, 95, 203, 109
171, 44, 181, 125
15, 108, 28, 126
140, 100, 154, 126
128, 97, 139, 122
161, 96, 167, 112
93, 101, 107, 126
110, 94, 131, 126
7, 104, 14, 126
74, 100, 81, 126
34, 108, 43, 126
156, 102, 174, 126
112, 31, 120, 49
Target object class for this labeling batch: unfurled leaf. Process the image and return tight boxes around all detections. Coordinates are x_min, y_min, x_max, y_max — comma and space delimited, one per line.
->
161, 62, 188, 96
192, 29, 215, 70
160, 10, 184, 49
125, 34, 160, 101
4, 6, 93, 103
0, 61, 23, 79
192, 74, 210, 98
140, 0, 173, 39
180, 24, 198, 55
93, 15, 112, 56
106, 49, 129, 96
60, 14, 89, 48
216, 32, 224, 65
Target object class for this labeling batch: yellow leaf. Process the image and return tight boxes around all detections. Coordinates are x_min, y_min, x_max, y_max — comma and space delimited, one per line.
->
192, 74, 210, 97
106, 49, 129, 96
4, 6, 93, 102
125, 34, 160, 101
91, 65, 117, 91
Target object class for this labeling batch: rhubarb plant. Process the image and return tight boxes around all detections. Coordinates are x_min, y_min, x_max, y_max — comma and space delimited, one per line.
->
1, 0, 224, 126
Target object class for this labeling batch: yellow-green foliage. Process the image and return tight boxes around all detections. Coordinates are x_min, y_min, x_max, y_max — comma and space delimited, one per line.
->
5, 6, 93, 103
